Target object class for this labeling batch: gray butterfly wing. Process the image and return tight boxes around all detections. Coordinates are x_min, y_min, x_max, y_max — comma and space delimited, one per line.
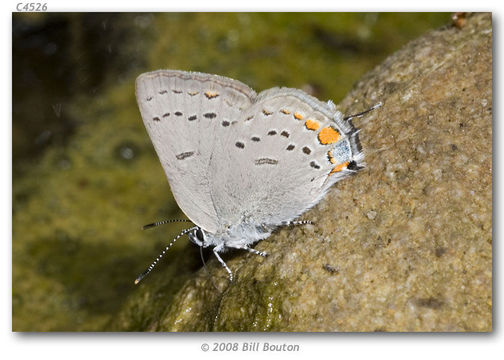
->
136, 70, 257, 233
208, 87, 362, 227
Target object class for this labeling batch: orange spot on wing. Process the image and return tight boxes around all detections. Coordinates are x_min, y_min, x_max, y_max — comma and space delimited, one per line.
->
330, 161, 349, 174
327, 150, 337, 164
294, 112, 303, 120
305, 119, 320, 131
280, 109, 291, 115
318, 127, 340, 145
204, 91, 219, 99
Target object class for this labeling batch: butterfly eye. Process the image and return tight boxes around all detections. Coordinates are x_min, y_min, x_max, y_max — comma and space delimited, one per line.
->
196, 228, 205, 243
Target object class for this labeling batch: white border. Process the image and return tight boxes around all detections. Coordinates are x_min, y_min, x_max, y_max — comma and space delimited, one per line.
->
3, 1, 501, 359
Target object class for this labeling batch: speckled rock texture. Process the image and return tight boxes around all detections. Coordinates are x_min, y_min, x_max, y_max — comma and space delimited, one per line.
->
111, 13, 492, 332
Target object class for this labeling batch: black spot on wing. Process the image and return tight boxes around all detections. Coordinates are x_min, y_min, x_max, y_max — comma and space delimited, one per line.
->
176, 151, 195, 160
255, 158, 278, 165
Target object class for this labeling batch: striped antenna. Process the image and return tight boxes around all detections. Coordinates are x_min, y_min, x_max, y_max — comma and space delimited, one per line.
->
344, 102, 382, 121
134, 226, 199, 285
142, 219, 193, 230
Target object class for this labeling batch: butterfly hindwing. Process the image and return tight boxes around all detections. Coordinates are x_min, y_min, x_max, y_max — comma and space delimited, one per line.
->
208, 87, 361, 227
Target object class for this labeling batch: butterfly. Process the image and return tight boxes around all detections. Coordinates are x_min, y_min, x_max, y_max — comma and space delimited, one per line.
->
134, 70, 380, 284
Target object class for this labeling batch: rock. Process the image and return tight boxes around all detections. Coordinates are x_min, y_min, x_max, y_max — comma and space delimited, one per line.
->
111, 13, 492, 331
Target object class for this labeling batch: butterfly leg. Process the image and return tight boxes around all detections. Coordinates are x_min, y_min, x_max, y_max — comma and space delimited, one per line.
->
213, 244, 234, 282
281, 220, 313, 226
227, 244, 268, 257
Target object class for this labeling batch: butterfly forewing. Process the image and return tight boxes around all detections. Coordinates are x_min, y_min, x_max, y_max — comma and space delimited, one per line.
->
136, 70, 256, 233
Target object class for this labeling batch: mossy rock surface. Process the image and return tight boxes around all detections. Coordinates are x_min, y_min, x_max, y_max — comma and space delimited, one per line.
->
111, 13, 492, 332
